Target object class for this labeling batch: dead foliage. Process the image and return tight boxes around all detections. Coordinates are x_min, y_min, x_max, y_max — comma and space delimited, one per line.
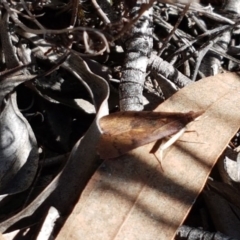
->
0, 0, 240, 240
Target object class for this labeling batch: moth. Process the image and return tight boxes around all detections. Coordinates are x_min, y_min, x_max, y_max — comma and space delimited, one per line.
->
97, 110, 204, 159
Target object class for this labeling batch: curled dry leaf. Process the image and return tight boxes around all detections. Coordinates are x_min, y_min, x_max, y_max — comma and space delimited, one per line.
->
0, 54, 109, 233
0, 75, 36, 108
0, 92, 38, 195
217, 148, 240, 185
36, 206, 60, 240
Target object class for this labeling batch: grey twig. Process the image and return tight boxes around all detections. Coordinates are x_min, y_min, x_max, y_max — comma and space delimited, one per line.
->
119, 1, 154, 111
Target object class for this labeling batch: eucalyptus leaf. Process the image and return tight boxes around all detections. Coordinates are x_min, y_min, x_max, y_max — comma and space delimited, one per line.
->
0, 92, 38, 194
0, 74, 36, 108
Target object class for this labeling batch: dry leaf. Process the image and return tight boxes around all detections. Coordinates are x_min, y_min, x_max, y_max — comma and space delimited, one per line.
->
0, 233, 6, 240
0, 75, 36, 108
0, 92, 38, 195
56, 72, 240, 240
36, 207, 60, 240
217, 148, 240, 185
0, 53, 109, 233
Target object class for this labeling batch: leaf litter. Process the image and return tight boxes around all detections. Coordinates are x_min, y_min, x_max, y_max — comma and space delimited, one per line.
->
1, 1, 240, 239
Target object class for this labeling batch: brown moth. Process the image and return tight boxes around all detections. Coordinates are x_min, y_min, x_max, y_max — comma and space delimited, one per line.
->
97, 111, 204, 159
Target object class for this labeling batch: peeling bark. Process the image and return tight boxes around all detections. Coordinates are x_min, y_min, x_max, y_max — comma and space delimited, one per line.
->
148, 53, 192, 88
176, 225, 238, 240
119, 2, 153, 111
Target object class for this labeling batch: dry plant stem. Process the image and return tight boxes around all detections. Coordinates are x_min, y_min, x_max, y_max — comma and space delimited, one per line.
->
19, 0, 46, 31
92, 0, 120, 25
148, 53, 192, 88
0, 12, 20, 68
199, 1, 236, 77
192, 29, 236, 80
154, 5, 238, 68
92, 0, 111, 25
176, 225, 238, 240
172, 24, 240, 72
158, 3, 190, 56
154, 14, 196, 56
209, 46, 240, 65
119, 2, 153, 111
0, 65, 29, 80
171, 1, 238, 76
174, 3, 235, 25
2, 0, 110, 55
83, 31, 91, 53
174, 25, 240, 69
191, 41, 214, 81
202, 34, 231, 76
169, 24, 229, 64
70, 0, 79, 26
161, 19, 233, 60
189, 12, 208, 32
113, 1, 155, 41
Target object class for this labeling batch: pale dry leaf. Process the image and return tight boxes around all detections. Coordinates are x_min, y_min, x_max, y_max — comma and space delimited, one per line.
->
0, 75, 36, 108
56, 72, 240, 240
217, 148, 240, 185
0, 233, 6, 240
36, 207, 60, 240
0, 92, 38, 195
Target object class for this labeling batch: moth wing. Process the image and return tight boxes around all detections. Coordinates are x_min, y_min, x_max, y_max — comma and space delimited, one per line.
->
98, 119, 187, 159
99, 111, 196, 135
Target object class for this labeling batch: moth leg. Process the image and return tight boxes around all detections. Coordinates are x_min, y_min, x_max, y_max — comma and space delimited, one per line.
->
152, 155, 163, 171
158, 127, 187, 161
